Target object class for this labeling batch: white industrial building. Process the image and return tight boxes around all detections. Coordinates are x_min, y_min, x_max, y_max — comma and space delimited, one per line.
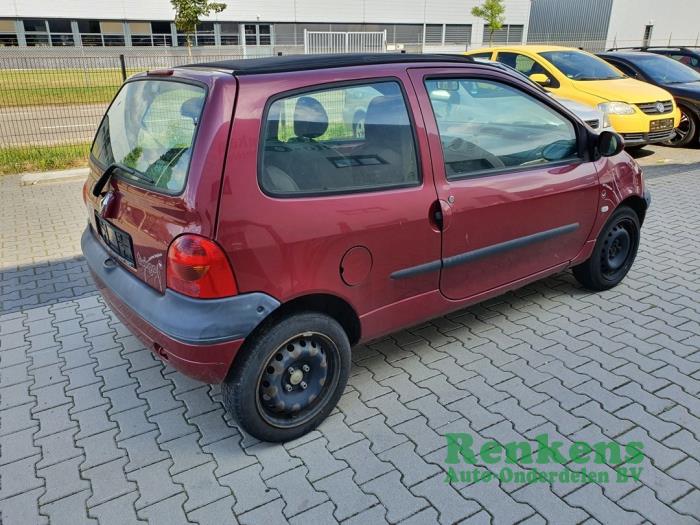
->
0, 0, 531, 52
527, 0, 700, 49
0, 0, 697, 52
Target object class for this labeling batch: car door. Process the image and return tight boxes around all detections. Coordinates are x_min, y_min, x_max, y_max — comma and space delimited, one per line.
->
217, 69, 443, 323
408, 67, 600, 301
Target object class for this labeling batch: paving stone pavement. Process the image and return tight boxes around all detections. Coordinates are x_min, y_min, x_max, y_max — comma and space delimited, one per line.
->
1, 168, 699, 525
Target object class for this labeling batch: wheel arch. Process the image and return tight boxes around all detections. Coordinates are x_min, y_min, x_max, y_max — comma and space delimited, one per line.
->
618, 195, 648, 225
226, 292, 360, 381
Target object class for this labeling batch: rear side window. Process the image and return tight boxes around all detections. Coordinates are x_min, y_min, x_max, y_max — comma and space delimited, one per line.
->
259, 81, 419, 196
91, 80, 205, 194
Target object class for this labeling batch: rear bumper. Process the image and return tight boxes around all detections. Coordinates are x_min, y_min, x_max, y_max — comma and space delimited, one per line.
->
82, 227, 280, 382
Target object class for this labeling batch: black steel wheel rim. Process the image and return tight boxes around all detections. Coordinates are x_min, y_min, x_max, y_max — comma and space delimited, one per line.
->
600, 218, 637, 280
256, 332, 339, 429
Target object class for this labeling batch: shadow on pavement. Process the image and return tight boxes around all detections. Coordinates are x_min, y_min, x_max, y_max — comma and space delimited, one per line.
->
0, 255, 97, 315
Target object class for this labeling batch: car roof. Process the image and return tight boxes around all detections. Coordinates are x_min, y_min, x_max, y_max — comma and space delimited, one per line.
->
607, 46, 699, 53
598, 51, 658, 59
468, 44, 577, 54
180, 53, 475, 75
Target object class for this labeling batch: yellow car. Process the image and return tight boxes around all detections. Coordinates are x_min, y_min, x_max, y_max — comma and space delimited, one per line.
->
466, 45, 681, 147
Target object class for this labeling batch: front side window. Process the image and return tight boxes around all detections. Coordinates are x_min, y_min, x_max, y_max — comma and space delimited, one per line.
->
670, 53, 700, 71
540, 50, 624, 81
260, 81, 419, 196
91, 80, 205, 194
496, 52, 557, 86
425, 78, 577, 179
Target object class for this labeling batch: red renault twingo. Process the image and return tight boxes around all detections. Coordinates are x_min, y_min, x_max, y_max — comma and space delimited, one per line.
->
82, 54, 649, 441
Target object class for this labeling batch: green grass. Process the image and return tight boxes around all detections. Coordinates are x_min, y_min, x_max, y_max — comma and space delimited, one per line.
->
0, 68, 143, 107
0, 143, 89, 175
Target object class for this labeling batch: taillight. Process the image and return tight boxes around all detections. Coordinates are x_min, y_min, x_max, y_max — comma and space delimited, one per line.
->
166, 235, 237, 299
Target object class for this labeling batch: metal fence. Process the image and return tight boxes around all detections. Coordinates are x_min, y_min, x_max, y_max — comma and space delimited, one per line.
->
1, 32, 699, 154
304, 30, 387, 54
0, 51, 281, 150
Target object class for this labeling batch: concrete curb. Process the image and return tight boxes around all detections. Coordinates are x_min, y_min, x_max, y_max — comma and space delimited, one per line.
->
20, 167, 89, 186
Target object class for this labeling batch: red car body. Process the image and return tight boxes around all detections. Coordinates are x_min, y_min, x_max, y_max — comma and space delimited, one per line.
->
82, 55, 649, 385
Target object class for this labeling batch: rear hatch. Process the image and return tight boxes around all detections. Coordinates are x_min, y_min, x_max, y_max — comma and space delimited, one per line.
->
84, 69, 236, 293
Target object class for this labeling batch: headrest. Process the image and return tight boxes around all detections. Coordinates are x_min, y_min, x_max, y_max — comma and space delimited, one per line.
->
294, 96, 328, 139
364, 95, 410, 142
180, 97, 204, 122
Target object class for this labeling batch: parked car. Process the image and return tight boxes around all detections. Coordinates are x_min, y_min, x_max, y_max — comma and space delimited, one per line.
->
466, 45, 681, 148
608, 46, 700, 73
598, 51, 700, 147
82, 54, 649, 441
474, 58, 613, 132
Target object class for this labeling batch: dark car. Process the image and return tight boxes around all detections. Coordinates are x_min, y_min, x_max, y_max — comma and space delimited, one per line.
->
608, 46, 700, 73
82, 54, 648, 442
599, 51, 700, 147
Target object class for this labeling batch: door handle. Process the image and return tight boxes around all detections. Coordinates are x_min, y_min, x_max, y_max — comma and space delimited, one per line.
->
429, 200, 453, 232
429, 200, 443, 231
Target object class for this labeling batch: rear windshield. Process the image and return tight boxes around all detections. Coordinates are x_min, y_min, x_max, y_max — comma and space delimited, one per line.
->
91, 79, 205, 194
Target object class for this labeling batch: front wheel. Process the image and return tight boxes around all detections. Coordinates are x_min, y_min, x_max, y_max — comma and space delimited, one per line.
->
222, 312, 350, 442
663, 106, 697, 147
572, 206, 640, 291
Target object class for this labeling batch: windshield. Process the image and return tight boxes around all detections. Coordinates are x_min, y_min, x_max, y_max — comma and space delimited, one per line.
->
540, 50, 625, 81
628, 53, 700, 84
91, 79, 205, 194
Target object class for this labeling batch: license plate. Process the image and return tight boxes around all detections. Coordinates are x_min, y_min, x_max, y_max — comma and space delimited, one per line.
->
94, 213, 135, 266
650, 118, 674, 132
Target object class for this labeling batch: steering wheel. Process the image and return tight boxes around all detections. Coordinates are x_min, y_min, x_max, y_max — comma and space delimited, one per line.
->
445, 137, 505, 170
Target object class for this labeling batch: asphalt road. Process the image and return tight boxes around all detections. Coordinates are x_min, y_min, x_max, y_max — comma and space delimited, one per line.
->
630, 143, 700, 179
0, 103, 107, 147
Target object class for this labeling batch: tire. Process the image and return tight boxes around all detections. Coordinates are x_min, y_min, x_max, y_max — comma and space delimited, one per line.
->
572, 206, 640, 291
222, 312, 351, 442
662, 106, 698, 148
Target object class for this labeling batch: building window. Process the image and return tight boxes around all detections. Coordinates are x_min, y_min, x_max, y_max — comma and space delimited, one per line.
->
77, 20, 124, 46
23, 19, 50, 46
394, 24, 423, 44
77, 20, 101, 46
220, 22, 239, 45
196, 22, 215, 45
0, 19, 18, 46
100, 21, 125, 46
151, 22, 172, 46
177, 22, 215, 46
244, 24, 271, 46
424, 24, 443, 44
486, 24, 524, 44
444, 24, 471, 45
129, 22, 153, 46
47, 19, 74, 46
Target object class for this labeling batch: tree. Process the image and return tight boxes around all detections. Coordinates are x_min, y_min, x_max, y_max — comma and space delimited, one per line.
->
171, 0, 227, 55
471, 0, 506, 46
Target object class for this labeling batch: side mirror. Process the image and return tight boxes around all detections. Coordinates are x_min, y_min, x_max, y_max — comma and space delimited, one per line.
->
598, 130, 624, 157
529, 73, 551, 86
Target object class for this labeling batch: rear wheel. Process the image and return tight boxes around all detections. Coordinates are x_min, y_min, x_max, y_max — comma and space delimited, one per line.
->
222, 312, 350, 442
572, 206, 640, 291
663, 106, 697, 147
